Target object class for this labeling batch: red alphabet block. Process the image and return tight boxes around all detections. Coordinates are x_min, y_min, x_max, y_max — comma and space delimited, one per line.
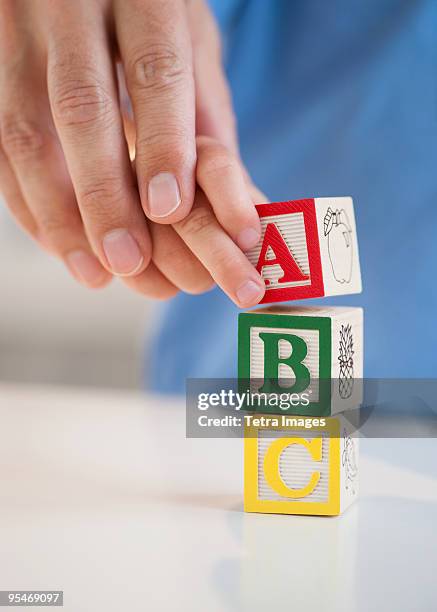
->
247, 197, 362, 304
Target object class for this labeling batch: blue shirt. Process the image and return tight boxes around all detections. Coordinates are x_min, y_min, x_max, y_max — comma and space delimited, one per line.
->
148, 0, 437, 393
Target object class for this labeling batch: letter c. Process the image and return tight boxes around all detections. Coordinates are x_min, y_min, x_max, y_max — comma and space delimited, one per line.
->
263, 437, 323, 498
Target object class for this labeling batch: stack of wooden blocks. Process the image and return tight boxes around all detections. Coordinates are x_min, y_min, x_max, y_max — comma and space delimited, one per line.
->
240, 197, 363, 516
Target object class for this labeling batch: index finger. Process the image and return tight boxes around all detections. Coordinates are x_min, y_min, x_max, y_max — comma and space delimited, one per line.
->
114, 0, 196, 224
173, 191, 265, 308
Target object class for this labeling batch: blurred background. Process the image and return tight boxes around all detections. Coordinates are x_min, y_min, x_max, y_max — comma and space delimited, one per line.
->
0, 203, 156, 390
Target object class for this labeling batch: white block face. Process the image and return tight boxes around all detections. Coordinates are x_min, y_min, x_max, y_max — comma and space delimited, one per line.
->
331, 307, 364, 413
246, 212, 311, 290
315, 197, 362, 296
249, 325, 320, 400
257, 429, 331, 502
339, 420, 360, 512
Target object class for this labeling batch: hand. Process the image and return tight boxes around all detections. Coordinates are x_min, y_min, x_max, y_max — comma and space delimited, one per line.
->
0, 0, 263, 306
123, 136, 266, 307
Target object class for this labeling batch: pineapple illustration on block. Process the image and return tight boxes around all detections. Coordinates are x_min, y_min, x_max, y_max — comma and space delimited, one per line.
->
238, 306, 363, 416
246, 197, 362, 304
339, 324, 355, 399
244, 414, 359, 516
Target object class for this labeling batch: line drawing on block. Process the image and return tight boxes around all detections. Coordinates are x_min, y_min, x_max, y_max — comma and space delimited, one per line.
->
342, 429, 358, 494
338, 324, 354, 399
324, 206, 353, 283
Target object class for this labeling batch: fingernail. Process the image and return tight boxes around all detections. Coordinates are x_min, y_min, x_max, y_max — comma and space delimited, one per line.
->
102, 229, 143, 276
66, 250, 108, 286
236, 279, 265, 306
147, 172, 181, 218
237, 228, 261, 251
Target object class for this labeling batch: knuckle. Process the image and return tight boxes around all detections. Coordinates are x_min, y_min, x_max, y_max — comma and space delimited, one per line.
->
209, 245, 241, 272
78, 177, 125, 221
0, 116, 46, 161
127, 44, 190, 93
176, 206, 216, 237
135, 125, 188, 151
135, 130, 196, 176
154, 239, 187, 268
198, 144, 236, 179
51, 72, 113, 127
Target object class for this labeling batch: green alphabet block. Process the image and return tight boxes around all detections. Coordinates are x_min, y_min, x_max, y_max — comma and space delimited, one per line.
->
238, 306, 363, 416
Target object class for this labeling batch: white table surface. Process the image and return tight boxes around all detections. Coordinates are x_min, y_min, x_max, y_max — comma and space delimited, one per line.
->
0, 384, 436, 612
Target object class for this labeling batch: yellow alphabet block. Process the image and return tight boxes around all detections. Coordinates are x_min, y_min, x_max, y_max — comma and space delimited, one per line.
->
244, 414, 359, 516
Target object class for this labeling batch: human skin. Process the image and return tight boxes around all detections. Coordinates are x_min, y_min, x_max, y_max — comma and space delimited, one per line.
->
0, 0, 265, 307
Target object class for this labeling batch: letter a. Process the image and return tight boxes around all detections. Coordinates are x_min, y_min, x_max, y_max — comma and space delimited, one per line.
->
256, 223, 309, 284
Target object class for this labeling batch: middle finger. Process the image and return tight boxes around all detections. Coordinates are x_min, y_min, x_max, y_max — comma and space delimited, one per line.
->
46, 1, 151, 277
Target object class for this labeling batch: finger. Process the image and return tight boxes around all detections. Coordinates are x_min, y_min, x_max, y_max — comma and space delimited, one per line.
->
189, 2, 269, 215
0, 16, 111, 288
150, 222, 214, 294
117, 63, 136, 159
249, 183, 268, 204
122, 262, 179, 300
0, 110, 112, 288
115, 0, 196, 223
46, 3, 151, 277
173, 190, 265, 308
196, 136, 261, 252
239, 163, 269, 204
0, 146, 39, 240
188, 0, 238, 153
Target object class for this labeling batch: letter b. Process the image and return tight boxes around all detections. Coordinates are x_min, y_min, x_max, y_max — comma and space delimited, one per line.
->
259, 332, 310, 394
